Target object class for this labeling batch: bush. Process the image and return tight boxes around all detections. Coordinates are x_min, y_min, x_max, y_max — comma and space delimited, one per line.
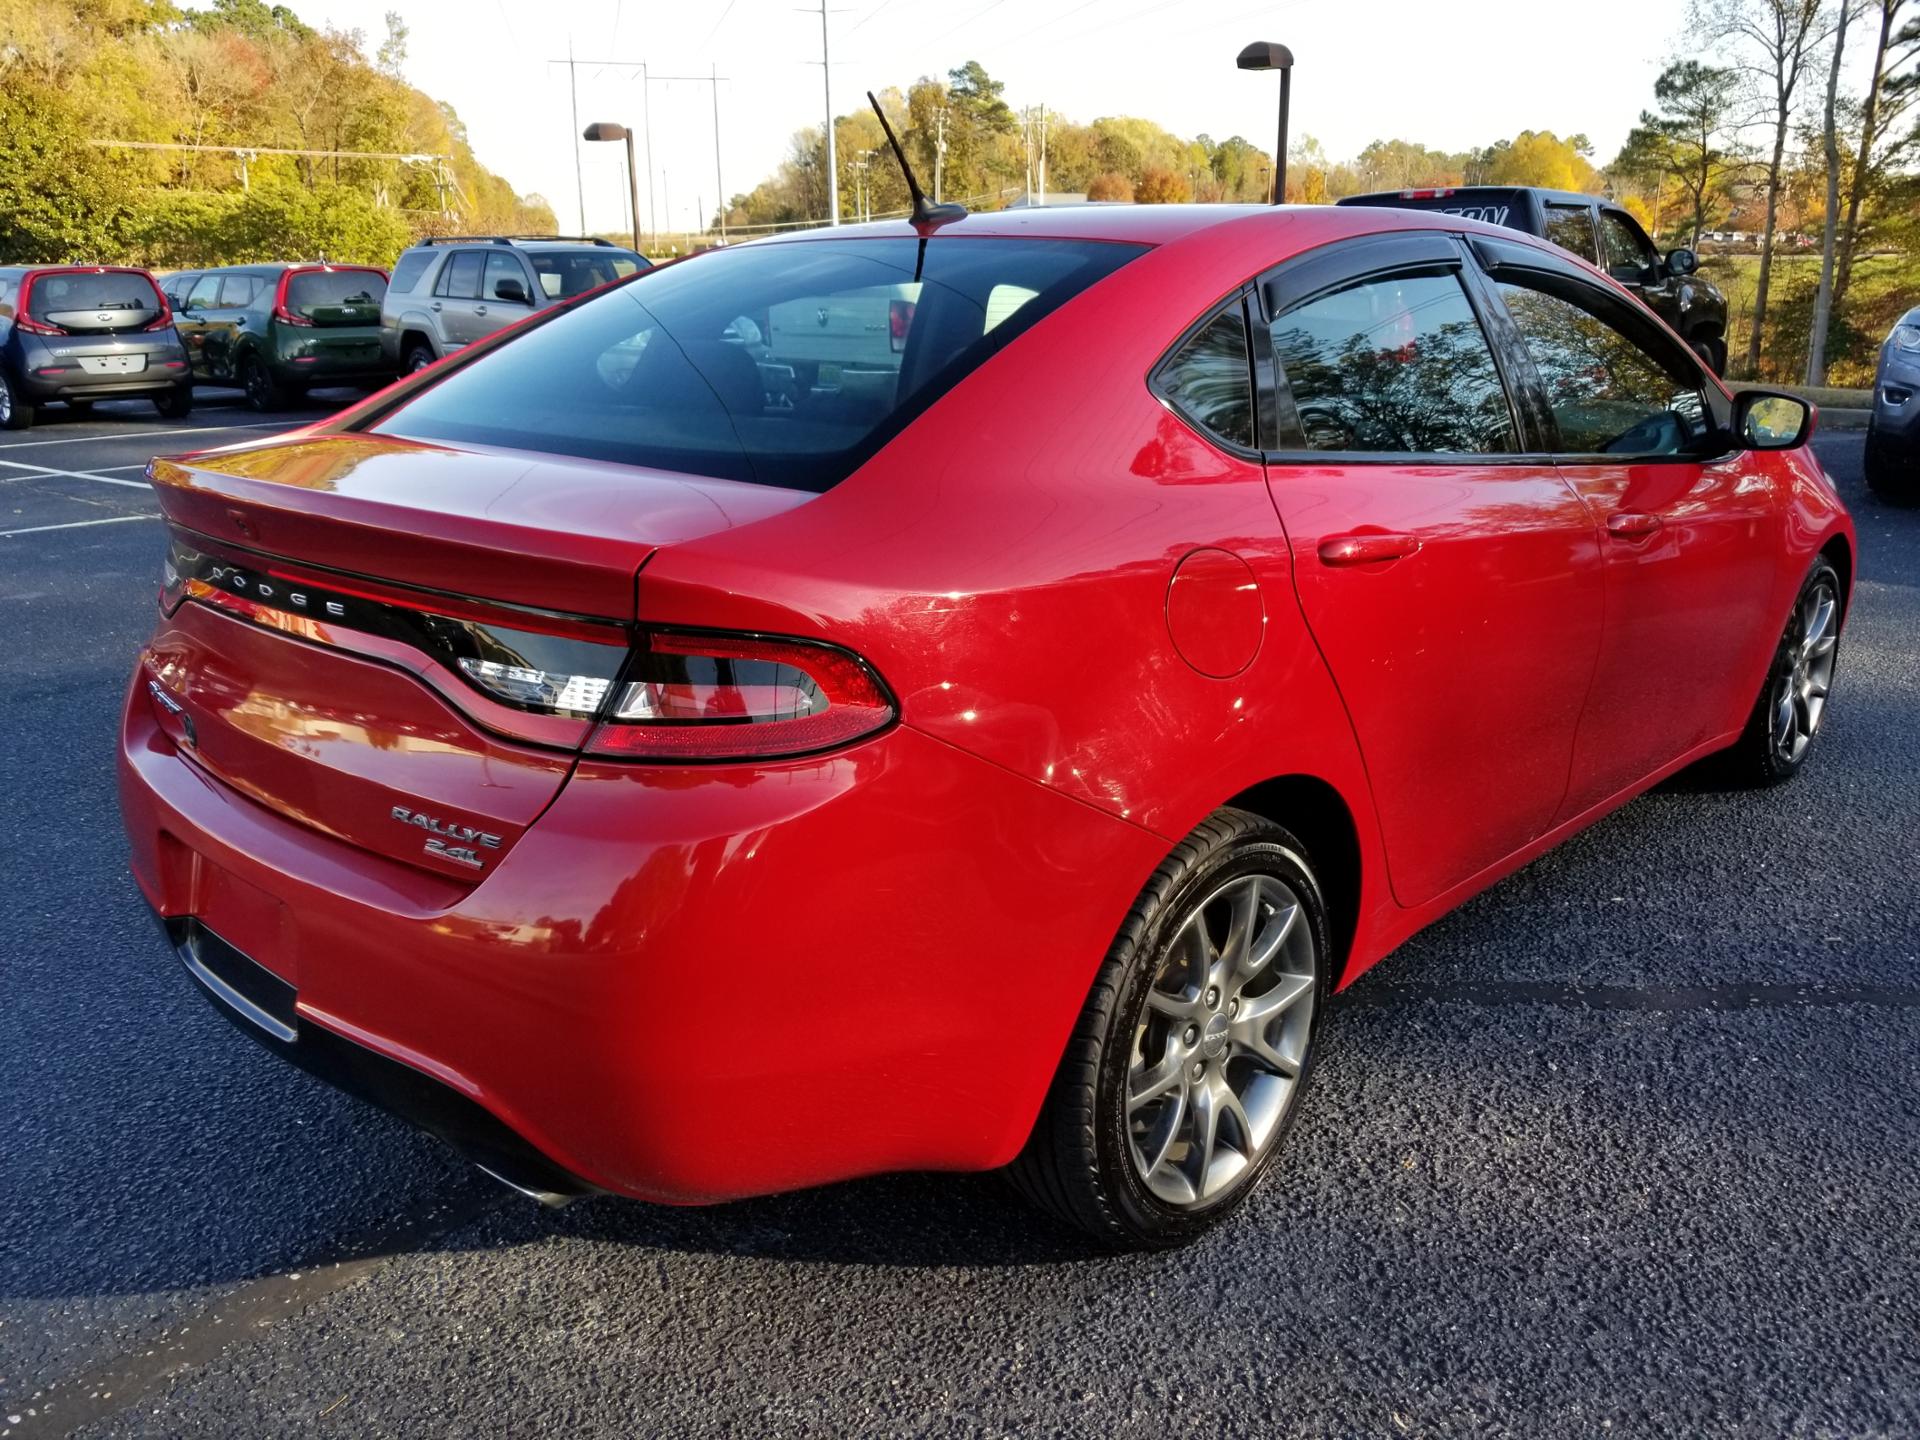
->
122, 182, 413, 268
0, 82, 125, 263
1087, 171, 1135, 203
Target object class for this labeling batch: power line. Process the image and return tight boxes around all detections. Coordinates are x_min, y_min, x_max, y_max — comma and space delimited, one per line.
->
702, 0, 741, 46
846, 0, 898, 34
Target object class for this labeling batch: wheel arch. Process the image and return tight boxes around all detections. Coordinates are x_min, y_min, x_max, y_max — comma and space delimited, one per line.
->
1820, 531, 1854, 619
1218, 774, 1363, 989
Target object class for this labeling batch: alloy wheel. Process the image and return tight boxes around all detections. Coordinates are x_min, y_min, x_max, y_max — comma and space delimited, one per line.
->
0, 373, 12, 425
1770, 574, 1839, 765
1126, 873, 1317, 1208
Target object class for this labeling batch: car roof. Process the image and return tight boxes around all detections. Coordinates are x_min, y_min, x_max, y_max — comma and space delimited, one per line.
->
1342, 185, 1613, 208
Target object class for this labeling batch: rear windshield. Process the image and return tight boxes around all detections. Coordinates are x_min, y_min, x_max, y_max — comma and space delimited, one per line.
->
525, 249, 648, 300
1339, 190, 1527, 228
28, 271, 159, 318
371, 237, 1144, 492
285, 269, 387, 315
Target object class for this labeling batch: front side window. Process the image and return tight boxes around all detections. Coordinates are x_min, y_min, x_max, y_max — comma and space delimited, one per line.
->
1543, 205, 1597, 263
220, 275, 261, 306
525, 249, 646, 301
1496, 279, 1706, 456
1154, 304, 1254, 449
1270, 270, 1515, 454
483, 252, 529, 301
187, 274, 223, 311
372, 237, 1142, 492
1598, 211, 1654, 278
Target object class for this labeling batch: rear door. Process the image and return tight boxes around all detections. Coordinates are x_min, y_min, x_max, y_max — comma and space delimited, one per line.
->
181, 272, 248, 380
1258, 232, 1606, 908
1468, 237, 1778, 817
432, 250, 487, 346
279, 266, 388, 369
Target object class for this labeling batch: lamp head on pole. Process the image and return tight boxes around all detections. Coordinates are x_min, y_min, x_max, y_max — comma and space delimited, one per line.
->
1236, 41, 1294, 71
582, 122, 630, 142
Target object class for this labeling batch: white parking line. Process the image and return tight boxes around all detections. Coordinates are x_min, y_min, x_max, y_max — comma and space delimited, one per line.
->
0, 459, 152, 490
0, 513, 160, 538
0, 418, 291, 451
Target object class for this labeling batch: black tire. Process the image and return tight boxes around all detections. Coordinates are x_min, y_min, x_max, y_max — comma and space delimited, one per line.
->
1690, 336, 1727, 376
242, 355, 288, 413
0, 369, 33, 431
404, 342, 436, 375
1717, 557, 1843, 787
153, 384, 193, 420
1008, 808, 1331, 1249
1865, 428, 1916, 504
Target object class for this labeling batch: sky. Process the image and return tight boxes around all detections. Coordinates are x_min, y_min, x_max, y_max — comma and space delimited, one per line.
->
306, 0, 1725, 235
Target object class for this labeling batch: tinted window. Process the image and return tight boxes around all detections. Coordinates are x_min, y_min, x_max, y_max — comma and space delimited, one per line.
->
220, 274, 261, 306
437, 251, 483, 299
1543, 205, 1597, 263
30, 271, 160, 318
1599, 211, 1654, 275
389, 250, 433, 295
372, 237, 1142, 492
162, 274, 197, 305
483, 252, 529, 301
285, 269, 386, 316
187, 274, 222, 310
1496, 280, 1707, 455
1155, 305, 1253, 448
526, 249, 647, 301
1271, 270, 1514, 454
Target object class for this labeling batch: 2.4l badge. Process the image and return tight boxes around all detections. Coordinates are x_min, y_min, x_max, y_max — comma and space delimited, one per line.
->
391, 806, 502, 870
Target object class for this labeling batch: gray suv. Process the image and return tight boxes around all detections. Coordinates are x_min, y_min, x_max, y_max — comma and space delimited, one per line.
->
0, 266, 193, 429
1867, 304, 1918, 502
380, 236, 648, 373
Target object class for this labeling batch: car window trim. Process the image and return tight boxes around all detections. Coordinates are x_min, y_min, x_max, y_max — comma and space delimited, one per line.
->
1466, 235, 1736, 464
1145, 285, 1263, 460
1254, 231, 1529, 467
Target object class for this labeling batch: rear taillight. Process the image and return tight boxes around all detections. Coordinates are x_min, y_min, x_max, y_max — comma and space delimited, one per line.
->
888, 299, 915, 353
588, 632, 894, 760
143, 298, 175, 332
274, 305, 315, 328
16, 315, 65, 336
272, 269, 315, 327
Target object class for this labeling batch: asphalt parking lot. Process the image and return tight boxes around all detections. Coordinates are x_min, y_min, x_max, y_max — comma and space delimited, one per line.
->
3, 397, 1916, 1438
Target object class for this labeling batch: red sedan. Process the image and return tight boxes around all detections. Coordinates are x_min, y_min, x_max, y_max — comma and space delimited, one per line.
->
119, 205, 1853, 1248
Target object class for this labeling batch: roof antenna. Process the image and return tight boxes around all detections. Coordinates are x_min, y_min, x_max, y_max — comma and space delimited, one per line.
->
867, 90, 966, 229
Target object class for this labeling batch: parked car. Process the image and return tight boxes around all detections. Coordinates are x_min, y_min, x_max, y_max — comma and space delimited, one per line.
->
0, 266, 191, 429
122, 205, 1852, 1248
380, 235, 649, 374
164, 263, 393, 411
1337, 186, 1731, 372
1867, 305, 1919, 501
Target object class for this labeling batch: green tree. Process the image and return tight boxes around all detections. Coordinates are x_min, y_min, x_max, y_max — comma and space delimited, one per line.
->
0, 81, 124, 262
1615, 62, 1742, 246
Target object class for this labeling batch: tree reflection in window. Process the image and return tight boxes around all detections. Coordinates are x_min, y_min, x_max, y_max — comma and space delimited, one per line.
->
1271, 272, 1515, 455
1157, 306, 1254, 448
1496, 282, 1706, 456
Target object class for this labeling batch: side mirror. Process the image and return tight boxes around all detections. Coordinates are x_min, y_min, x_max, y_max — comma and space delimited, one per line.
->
493, 277, 530, 304
1734, 389, 1813, 450
1666, 247, 1698, 277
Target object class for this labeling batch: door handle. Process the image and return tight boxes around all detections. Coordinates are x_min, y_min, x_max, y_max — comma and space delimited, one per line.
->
1318, 532, 1422, 567
1606, 511, 1664, 539
430, 301, 442, 312
475, 305, 488, 316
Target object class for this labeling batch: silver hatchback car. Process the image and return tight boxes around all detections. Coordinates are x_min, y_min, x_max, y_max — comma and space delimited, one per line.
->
379, 236, 648, 374
0, 266, 193, 430
1868, 305, 1919, 502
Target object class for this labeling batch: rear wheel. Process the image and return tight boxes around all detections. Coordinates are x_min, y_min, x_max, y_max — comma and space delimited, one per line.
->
1009, 808, 1329, 1249
404, 342, 436, 375
1721, 559, 1842, 786
242, 355, 288, 413
1691, 336, 1727, 375
0, 370, 33, 430
153, 384, 193, 420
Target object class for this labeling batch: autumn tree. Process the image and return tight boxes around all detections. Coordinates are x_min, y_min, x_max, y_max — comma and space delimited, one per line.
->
1136, 167, 1191, 204
1086, 171, 1135, 202
1615, 62, 1742, 245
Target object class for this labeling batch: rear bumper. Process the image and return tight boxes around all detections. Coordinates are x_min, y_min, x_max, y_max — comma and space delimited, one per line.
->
118, 668, 1163, 1204
161, 915, 597, 1203
23, 371, 187, 401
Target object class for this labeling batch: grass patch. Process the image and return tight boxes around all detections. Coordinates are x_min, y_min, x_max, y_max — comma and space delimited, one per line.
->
1700, 249, 1916, 387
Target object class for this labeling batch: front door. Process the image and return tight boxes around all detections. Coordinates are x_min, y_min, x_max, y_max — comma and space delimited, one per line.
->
1473, 245, 1781, 818
1260, 235, 1606, 908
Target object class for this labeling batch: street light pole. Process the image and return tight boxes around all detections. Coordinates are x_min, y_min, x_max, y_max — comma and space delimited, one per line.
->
1236, 41, 1295, 205
583, 122, 642, 254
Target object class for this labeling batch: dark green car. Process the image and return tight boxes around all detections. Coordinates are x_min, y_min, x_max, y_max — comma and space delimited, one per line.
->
166, 263, 396, 410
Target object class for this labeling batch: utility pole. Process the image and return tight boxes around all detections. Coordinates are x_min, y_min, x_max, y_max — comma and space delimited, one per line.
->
568, 38, 585, 232
712, 62, 726, 240
552, 59, 730, 248
1037, 104, 1047, 204
641, 62, 656, 249
934, 108, 947, 203
819, 0, 839, 224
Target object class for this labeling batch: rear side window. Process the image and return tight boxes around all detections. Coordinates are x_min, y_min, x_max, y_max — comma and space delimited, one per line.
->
525, 249, 646, 301
372, 237, 1143, 491
1270, 270, 1514, 454
1153, 304, 1254, 449
436, 251, 483, 300
1495, 279, 1706, 456
1543, 205, 1597, 263
220, 275, 261, 306
285, 269, 386, 316
389, 250, 433, 294
28, 270, 160, 319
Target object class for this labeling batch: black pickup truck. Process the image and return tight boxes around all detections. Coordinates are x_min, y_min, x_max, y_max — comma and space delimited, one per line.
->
1337, 186, 1729, 374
